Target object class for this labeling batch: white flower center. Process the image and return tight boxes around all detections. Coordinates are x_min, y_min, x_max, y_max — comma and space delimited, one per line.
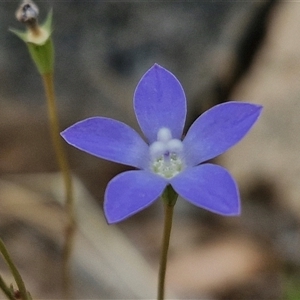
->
149, 127, 185, 179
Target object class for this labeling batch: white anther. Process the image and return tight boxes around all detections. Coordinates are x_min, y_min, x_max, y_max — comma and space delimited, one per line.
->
149, 141, 166, 158
167, 139, 183, 153
157, 128, 172, 142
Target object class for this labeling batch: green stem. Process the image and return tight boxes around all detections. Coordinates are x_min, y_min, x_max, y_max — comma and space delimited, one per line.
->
0, 276, 16, 300
42, 72, 76, 297
158, 186, 177, 300
0, 238, 29, 300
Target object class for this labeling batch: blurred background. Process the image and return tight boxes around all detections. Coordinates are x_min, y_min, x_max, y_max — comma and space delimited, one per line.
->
1, 0, 300, 299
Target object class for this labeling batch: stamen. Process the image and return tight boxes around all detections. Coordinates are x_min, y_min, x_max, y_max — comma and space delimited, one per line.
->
167, 139, 183, 153
149, 127, 185, 179
149, 141, 167, 158
157, 127, 172, 142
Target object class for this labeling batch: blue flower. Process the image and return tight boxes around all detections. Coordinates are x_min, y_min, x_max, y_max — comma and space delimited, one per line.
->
61, 64, 262, 224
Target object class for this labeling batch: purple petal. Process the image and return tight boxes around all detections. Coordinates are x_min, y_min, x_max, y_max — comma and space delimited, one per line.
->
170, 164, 240, 215
183, 102, 262, 166
134, 64, 187, 143
61, 117, 149, 169
104, 170, 167, 223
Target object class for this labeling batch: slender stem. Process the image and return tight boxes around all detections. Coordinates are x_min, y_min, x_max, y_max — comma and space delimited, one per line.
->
0, 276, 17, 300
42, 72, 76, 297
157, 202, 175, 300
0, 238, 29, 300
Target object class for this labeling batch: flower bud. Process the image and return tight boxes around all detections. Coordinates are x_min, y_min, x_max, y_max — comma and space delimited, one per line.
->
10, 0, 54, 74
15, 0, 39, 24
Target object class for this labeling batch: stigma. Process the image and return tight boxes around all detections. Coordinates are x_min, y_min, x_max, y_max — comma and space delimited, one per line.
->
149, 127, 185, 179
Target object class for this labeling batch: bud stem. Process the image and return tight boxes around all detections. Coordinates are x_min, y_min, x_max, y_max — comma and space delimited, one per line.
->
42, 73, 76, 298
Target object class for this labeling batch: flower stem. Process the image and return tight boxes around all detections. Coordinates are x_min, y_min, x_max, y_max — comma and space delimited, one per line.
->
42, 72, 76, 297
0, 238, 29, 300
0, 276, 15, 300
158, 186, 178, 300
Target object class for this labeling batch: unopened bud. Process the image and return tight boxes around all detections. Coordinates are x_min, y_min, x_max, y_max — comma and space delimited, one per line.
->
16, 0, 39, 25
10, 1, 54, 74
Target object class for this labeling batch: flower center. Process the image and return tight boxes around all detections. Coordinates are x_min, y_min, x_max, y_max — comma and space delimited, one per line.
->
149, 128, 185, 179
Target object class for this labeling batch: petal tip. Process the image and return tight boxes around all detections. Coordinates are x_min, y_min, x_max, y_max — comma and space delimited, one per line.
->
146, 63, 171, 77
60, 129, 68, 139
223, 203, 241, 216
104, 212, 126, 224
